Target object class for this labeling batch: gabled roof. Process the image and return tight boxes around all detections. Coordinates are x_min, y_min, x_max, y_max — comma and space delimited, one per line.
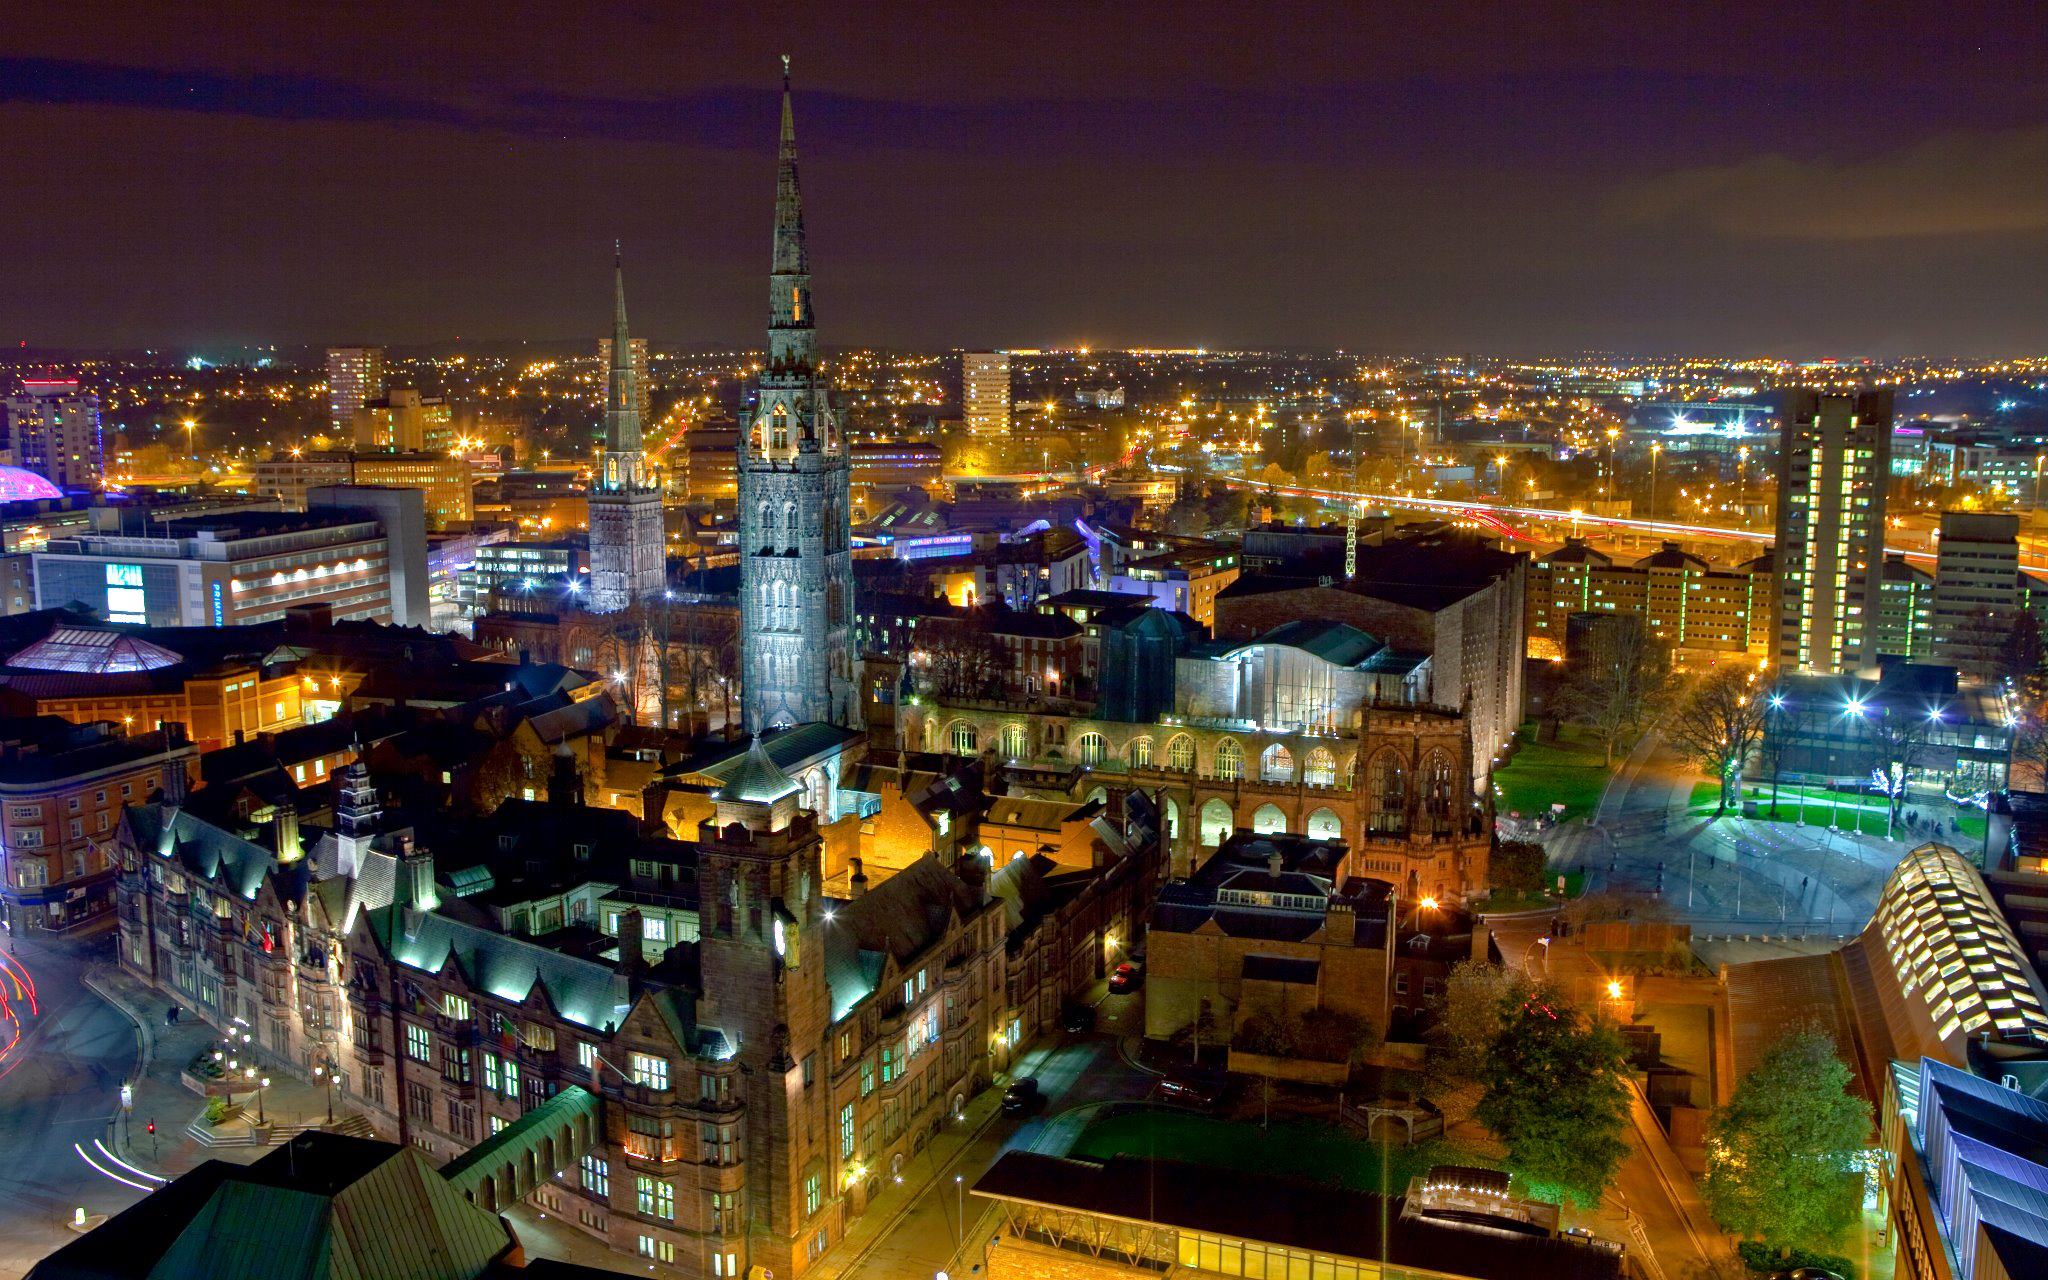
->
366, 904, 635, 1034
25, 1133, 513, 1280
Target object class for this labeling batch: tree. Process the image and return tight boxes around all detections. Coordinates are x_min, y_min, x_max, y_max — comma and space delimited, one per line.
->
1864, 702, 1936, 831
1559, 620, 1672, 765
1490, 839, 1549, 897
916, 613, 1009, 701
1702, 1029, 1872, 1254
1666, 665, 1769, 816
1432, 961, 1517, 1082
1474, 983, 1632, 1208
1293, 1007, 1379, 1066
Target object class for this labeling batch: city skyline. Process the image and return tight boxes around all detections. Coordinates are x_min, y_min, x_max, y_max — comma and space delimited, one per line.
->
7, 3, 2048, 355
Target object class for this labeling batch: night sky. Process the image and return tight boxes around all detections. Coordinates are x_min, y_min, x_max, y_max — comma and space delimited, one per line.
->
8, 2, 2046, 356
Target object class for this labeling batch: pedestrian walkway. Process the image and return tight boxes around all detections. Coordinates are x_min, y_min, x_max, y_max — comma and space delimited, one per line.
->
80, 965, 352, 1178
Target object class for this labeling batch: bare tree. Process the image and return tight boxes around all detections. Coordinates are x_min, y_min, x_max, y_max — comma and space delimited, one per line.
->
1560, 619, 1674, 765
1865, 703, 1938, 832
916, 613, 1009, 701
1666, 666, 1768, 816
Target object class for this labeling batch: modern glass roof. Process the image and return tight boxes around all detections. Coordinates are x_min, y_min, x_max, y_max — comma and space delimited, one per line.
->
1877, 842, 2048, 1046
8, 627, 182, 673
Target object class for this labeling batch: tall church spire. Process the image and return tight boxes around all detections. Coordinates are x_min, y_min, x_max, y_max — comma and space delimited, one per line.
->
588, 243, 665, 615
738, 57, 859, 734
769, 55, 813, 373
603, 244, 643, 460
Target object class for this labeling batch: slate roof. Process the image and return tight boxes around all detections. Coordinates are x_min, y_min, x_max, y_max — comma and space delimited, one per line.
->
723, 736, 801, 803
1242, 619, 1380, 667
367, 904, 636, 1034
124, 803, 288, 904
25, 1133, 513, 1280
823, 854, 985, 1018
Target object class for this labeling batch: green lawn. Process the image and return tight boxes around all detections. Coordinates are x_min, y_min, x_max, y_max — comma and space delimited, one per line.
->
1070, 1110, 1497, 1195
1492, 723, 1614, 823
1686, 781, 1986, 841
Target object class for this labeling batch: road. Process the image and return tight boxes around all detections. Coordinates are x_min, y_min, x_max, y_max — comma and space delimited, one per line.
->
0, 932, 147, 1280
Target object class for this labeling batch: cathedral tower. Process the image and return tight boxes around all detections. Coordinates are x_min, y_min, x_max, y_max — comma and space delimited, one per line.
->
738, 59, 859, 732
588, 249, 666, 613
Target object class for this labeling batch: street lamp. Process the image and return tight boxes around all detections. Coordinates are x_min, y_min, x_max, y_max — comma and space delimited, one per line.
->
313, 1056, 338, 1123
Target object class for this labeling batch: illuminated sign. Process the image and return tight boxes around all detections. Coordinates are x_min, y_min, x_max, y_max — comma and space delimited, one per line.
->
106, 562, 145, 624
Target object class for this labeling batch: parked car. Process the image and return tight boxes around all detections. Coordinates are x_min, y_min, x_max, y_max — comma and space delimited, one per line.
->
1107, 961, 1144, 994
1156, 1076, 1221, 1110
1061, 1003, 1098, 1033
1002, 1077, 1041, 1114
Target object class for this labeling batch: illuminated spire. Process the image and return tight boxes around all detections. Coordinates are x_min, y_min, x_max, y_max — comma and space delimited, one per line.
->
603, 245, 643, 466
768, 55, 813, 370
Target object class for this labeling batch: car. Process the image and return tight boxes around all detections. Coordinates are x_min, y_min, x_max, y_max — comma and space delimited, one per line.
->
1156, 1077, 1221, 1110
1061, 1003, 1098, 1033
1107, 961, 1144, 994
1001, 1077, 1041, 1114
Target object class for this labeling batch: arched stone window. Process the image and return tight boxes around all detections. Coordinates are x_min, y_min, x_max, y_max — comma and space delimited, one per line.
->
948, 721, 978, 756
1166, 734, 1196, 772
1422, 751, 1457, 836
1199, 798, 1234, 846
1259, 744, 1293, 783
1000, 723, 1028, 759
1075, 732, 1107, 766
1127, 736, 1154, 769
1304, 747, 1338, 788
1369, 752, 1408, 836
1162, 796, 1180, 840
1214, 738, 1244, 781
1251, 804, 1287, 834
771, 404, 790, 451
1306, 806, 1342, 840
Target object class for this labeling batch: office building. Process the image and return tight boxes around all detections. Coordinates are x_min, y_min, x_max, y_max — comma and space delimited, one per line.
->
737, 70, 858, 731
597, 334, 649, 403
0, 717, 193, 936
1759, 662, 2011, 796
587, 255, 667, 613
34, 508, 405, 628
1525, 539, 1774, 664
849, 440, 943, 496
251, 449, 475, 529
354, 388, 454, 452
685, 420, 740, 500
962, 350, 1012, 439
1875, 553, 1938, 660
458, 540, 590, 613
309, 485, 430, 628
4, 377, 103, 490
325, 346, 386, 434
1932, 510, 2021, 679
1774, 389, 1892, 673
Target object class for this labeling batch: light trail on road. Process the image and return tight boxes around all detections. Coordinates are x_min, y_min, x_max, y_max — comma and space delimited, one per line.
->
73, 1142, 154, 1193
0, 949, 39, 1084
1190, 468, 2048, 574
91, 1139, 166, 1186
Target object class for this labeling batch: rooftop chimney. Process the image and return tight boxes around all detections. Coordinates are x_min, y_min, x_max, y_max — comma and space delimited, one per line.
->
848, 857, 868, 899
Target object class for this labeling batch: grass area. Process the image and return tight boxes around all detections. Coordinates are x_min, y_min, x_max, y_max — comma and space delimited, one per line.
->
1473, 869, 1584, 914
1070, 1109, 1497, 1196
1685, 781, 1986, 842
1492, 722, 1615, 823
